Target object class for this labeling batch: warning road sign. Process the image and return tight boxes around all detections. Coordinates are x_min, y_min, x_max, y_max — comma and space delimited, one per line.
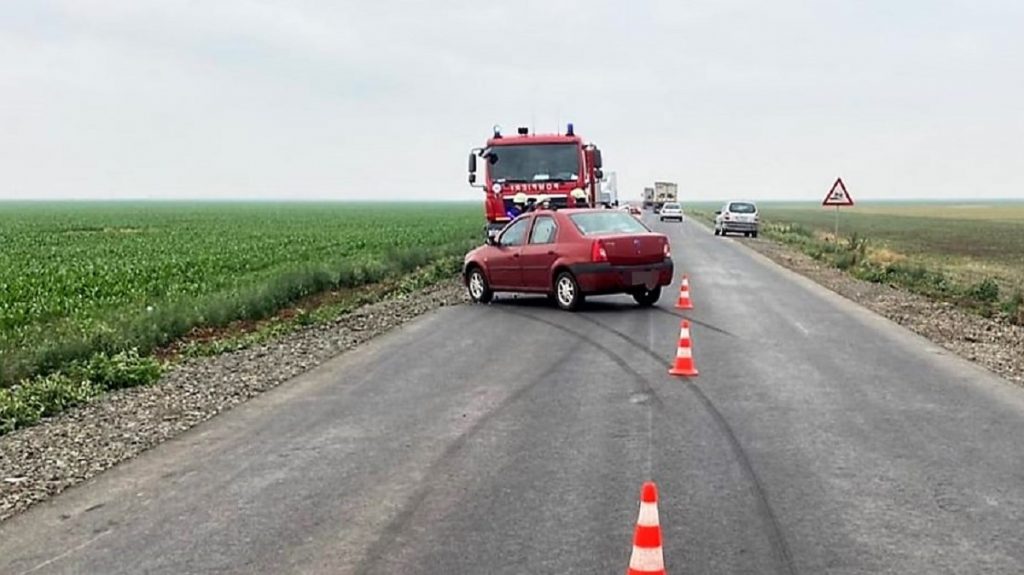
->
822, 178, 854, 206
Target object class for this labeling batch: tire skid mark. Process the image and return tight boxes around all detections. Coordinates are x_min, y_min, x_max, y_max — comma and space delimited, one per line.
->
355, 337, 579, 574
357, 308, 649, 574
650, 307, 739, 339
499, 307, 664, 409
571, 311, 799, 575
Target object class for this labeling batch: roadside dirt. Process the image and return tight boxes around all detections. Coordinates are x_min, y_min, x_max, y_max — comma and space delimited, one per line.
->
741, 236, 1024, 387
0, 279, 468, 522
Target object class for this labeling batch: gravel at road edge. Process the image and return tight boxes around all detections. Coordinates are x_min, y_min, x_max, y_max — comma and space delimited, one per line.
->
0, 280, 468, 522
741, 237, 1024, 387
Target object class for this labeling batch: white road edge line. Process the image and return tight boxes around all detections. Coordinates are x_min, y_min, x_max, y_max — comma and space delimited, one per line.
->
15, 530, 112, 575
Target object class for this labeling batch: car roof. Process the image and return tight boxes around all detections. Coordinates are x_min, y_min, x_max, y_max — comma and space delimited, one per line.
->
551, 207, 614, 215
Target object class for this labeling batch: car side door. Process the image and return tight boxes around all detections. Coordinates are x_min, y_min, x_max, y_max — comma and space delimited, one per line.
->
519, 215, 560, 291
488, 216, 531, 289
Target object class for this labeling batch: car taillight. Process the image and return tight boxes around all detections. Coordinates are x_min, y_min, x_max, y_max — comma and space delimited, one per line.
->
591, 240, 608, 262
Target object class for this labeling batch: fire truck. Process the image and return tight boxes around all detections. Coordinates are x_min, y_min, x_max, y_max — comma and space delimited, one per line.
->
467, 124, 604, 237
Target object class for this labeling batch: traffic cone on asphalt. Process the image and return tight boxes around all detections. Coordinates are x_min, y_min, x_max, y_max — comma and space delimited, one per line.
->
627, 481, 666, 575
668, 320, 698, 377
674, 276, 693, 310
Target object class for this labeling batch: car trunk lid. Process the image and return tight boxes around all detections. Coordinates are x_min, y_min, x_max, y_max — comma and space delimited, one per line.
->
596, 234, 668, 265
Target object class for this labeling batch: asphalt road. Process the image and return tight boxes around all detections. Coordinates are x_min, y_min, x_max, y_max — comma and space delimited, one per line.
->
3, 216, 1024, 575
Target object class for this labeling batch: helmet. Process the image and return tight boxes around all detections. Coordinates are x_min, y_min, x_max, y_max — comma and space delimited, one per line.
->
570, 188, 587, 199
537, 194, 550, 204
513, 192, 527, 205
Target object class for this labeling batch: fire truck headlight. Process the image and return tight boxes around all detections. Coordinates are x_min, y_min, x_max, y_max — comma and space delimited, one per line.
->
492, 183, 502, 193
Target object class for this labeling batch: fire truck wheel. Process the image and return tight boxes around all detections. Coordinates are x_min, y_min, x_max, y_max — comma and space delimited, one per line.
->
467, 267, 493, 304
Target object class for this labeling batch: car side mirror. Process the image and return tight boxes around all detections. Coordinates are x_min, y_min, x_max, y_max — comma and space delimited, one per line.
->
714, 210, 722, 215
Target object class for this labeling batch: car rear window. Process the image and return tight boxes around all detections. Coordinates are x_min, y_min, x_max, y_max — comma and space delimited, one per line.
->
663, 203, 680, 209
728, 202, 756, 213
570, 212, 649, 235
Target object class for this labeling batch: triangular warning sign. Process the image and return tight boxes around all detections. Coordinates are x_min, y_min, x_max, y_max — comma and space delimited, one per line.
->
822, 178, 854, 206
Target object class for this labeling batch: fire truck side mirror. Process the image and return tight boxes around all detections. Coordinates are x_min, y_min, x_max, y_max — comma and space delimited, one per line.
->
594, 169, 604, 181
468, 173, 476, 184
593, 148, 603, 168
468, 152, 477, 174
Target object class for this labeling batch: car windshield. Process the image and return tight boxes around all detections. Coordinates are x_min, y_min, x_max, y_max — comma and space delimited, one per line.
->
729, 202, 756, 213
486, 143, 580, 183
570, 212, 649, 235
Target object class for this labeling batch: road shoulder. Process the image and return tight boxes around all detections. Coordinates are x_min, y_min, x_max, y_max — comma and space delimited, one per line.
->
686, 216, 1024, 388
0, 279, 468, 523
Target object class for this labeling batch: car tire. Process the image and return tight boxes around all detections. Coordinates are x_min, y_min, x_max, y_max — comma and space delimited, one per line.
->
713, 228, 720, 236
466, 267, 493, 304
632, 286, 662, 307
554, 271, 583, 311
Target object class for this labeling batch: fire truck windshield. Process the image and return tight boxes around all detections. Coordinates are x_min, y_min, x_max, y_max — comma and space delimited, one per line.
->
486, 143, 580, 183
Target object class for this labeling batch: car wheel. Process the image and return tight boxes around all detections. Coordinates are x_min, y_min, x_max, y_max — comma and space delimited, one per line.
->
632, 286, 662, 307
467, 267, 493, 304
752, 231, 759, 238
713, 228, 720, 236
554, 271, 583, 311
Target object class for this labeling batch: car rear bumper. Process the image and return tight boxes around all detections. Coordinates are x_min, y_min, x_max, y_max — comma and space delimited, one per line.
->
721, 222, 759, 232
660, 214, 683, 220
569, 259, 674, 295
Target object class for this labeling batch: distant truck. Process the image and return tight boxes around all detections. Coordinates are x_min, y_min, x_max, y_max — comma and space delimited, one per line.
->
653, 182, 678, 211
599, 171, 619, 206
643, 187, 655, 209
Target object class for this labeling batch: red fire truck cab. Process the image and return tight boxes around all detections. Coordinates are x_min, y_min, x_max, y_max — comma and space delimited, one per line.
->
468, 124, 604, 237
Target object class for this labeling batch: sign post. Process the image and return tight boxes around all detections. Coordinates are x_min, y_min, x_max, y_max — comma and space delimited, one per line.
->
822, 177, 854, 240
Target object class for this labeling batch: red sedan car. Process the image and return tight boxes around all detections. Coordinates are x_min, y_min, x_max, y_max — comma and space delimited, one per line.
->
463, 208, 674, 310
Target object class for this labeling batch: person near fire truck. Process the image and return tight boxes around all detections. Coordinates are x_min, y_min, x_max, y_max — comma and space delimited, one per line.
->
506, 192, 528, 219
571, 188, 589, 208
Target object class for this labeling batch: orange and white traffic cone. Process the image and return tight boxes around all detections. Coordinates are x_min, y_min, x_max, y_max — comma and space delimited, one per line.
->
668, 320, 698, 377
627, 481, 666, 575
674, 276, 693, 310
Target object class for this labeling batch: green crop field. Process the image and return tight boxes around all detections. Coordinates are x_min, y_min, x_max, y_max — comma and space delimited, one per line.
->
754, 202, 1024, 288
0, 202, 482, 387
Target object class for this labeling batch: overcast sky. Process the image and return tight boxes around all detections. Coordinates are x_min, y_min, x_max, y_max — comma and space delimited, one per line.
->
2, 1, 1022, 202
